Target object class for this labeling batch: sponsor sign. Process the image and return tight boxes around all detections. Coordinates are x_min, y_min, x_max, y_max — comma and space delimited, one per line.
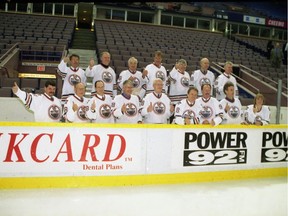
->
243, 15, 265, 25
266, 19, 287, 28
0, 125, 286, 177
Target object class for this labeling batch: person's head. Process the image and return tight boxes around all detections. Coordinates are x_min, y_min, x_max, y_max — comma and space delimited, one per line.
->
153, 51, 163, 67
201, 83, 212, 99
223, 81, 235, 99
200, 58, 210, 71
275, 42, 280, 48
94, 80, 105, 96
122, 80, 133, 95
175, 59, 187, 73
44, 80, 56, 97
69, 54, 80, 68
74, 82, 85, 98
187, 86, 198, 102
224, 61, 233, 75
153, 78, 164, 93
100, 51, 111, 66
254, 93, 265, 107
128, 57, 138, 71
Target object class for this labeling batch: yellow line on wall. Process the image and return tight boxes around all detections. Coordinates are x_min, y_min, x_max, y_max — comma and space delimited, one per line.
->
0, 168, 286, 189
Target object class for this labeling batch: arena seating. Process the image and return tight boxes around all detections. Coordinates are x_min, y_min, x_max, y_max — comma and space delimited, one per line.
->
0, 12, 75, 60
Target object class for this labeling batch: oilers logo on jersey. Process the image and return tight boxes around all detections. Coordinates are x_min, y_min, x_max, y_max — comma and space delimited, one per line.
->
199, 77, 211, 87
200, 106, 213, 119
99, 104, 112, 118
153, 102, 166, 115
68, 74, 81, 85
102, 71, 113, 83
77, 105, 88, 120
125, 103, 137, 116
228, 106, 240, 118
48, 105, 61, 120
182, 109, 196, 119
156, 71, 165, 81
132, 77, 140, 88
181, 77, 190, 87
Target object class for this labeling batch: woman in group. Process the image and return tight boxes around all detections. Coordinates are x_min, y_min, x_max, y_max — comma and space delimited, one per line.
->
244, 93, 270, 125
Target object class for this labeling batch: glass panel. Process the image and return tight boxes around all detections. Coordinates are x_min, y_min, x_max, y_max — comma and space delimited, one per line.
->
198, 19, 210, 30
97, 8, 111, 19
44, 3, 52, 14
33, 3, 43, 14
8, 2, 16, 11
127, 11, 139, 22
161, 15, 171, 25
250, 26, 259, 37
112, 9, 125, 21
64, 4, 74, 16
186, 18, 197, 28
274, 29, 283, 40
141, 12, 153, 23
239, 24, 248, 36
173, 16, 184, 27
17, 3, 27, 12
55, 4, 63, 15
260, 28, 270, 38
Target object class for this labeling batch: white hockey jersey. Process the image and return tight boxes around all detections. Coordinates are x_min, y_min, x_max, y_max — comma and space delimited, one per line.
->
85, 64, 117, 97
64, 95, 90, 123
117, 69, 147, 100
215, 73, 238, 101
140, 92, 172, 124
168, 67, 192, 104
243, 105, 270, 125
220, 97, 243, 124
191, 69, 215, 96
196, 96, 224, 126
144, 63, 167, 94
112, 94, 142, 123
174, 99, 202, 125
86, 94, 114, 123
58, 60, 87, 96
15, 89, 62, 122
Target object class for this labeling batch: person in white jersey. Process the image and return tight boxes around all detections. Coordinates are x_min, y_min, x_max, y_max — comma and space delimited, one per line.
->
64, 82, 94, 123
140, 78, 174, 124
12, 80, 62, 122
112, 80, 142, 123
219, 81, 244, 124
86, 51, 117, 97
174, 86, 202, 125
168, 58, 192, 105
191, 58, 215, 96
215, 61, 238, 101
142, 50, 167, 95
117, 57, 148, 101
86, 80, 114, 123
57, 54, 87, 103
243, 93, 270, 125
196, 83, 223, 126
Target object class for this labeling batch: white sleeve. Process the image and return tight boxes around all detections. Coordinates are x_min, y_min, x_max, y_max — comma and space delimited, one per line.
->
65, 99, 76, 122
85, 98, 97, 120
14, 88, 39, 113
174, 103, 184, 125
112, 97, 124, 118
85, 66, 94, 77
58, 60, 67, 74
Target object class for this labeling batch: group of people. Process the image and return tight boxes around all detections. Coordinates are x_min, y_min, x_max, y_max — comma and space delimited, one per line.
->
12, 50, 271, 126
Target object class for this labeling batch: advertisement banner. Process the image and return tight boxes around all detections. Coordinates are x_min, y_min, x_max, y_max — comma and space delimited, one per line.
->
0, 124, 286, 178
0, 126, 146, 177
266, 19, 287, 29
243, 15, 265, 25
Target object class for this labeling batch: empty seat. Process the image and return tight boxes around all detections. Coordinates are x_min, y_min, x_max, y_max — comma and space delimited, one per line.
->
0, 77, 20, 88
20, 78, 39, 90
0, 87, 12, 97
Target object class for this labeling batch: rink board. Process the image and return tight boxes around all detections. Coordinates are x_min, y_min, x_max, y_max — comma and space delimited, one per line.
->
0, 122, 287, 189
